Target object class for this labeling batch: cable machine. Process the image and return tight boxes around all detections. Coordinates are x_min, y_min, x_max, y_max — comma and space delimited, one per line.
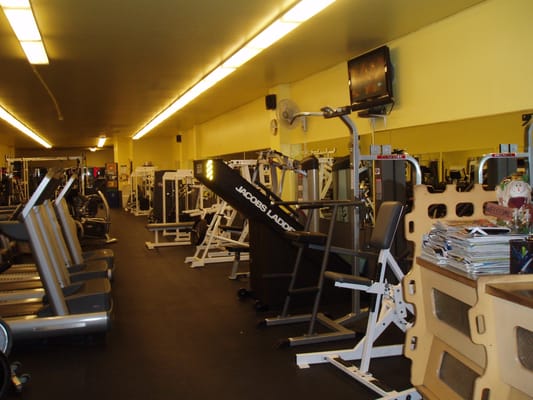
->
6, 156, 85, 203
129, 166, 157, 216
144, 169, 199, 249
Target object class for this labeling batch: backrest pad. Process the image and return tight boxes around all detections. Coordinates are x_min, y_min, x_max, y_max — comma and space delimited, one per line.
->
369, 201, 404, 250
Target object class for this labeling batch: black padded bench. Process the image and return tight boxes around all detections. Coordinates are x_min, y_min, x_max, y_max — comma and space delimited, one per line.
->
224, 243, 250, 280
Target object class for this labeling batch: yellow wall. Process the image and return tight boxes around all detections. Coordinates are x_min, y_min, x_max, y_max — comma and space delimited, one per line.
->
175, 0, 533, 166
287, 63, 351, 146
131, 135, 175, 170
179, 126, 197, 169
0, 143, 15, 169
113, 135, 133, 199
389, 0, 533, 127
194, 98, 271, 158
86, 148, 114, 167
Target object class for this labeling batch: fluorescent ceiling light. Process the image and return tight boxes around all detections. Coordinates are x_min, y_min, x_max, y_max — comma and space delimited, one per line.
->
245, 20, 299, 50
132, 0, 336, 140
222, 47, 261, 69
0, 105, 52, 148
282, 0, 335, 22
97, 136, 107, 147
3, 8, 41, 40
1, 0, 49, 64
20, 41, 48, 64
0, 0, 31, 7
132, 67, 237, 140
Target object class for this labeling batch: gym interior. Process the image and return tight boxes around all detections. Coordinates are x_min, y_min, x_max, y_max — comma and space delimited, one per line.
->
0, 0, 532, 399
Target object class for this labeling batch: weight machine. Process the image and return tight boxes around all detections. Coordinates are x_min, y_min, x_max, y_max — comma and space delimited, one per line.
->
128, 166, 157, 216
281, 106, 420, 399
258, 108, 420, 348
476, 145, 531, 188
184, 199, 244, 267
184, 160, 254, 269
259, 198, 360, 346
297, 201, 420, 400
254, 150, 304, 198
145, 170, 196, 249
6, 156, 85, 203
316, 149, 336, 202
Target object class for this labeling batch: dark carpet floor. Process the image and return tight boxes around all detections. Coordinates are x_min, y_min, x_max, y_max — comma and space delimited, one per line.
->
6, 209, 413, 399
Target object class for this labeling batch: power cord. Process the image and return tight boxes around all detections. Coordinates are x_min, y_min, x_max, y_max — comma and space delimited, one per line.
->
31, 65, 64, 121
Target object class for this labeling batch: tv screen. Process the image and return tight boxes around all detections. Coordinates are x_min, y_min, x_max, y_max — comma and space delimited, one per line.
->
348, 46, 394, 112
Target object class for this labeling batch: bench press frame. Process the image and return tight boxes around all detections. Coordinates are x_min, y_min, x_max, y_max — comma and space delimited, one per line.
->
145, 221, 194, 249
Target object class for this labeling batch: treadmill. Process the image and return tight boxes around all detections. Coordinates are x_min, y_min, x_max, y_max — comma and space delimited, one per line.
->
0, 169, 112, 340
54, 174, 114, 273
0, 171, 62, 298
0, 173, 110, 299
40, 199, 111, 281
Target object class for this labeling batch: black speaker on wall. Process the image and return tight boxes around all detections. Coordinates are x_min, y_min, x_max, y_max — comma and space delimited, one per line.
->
176, 135, 182, 143
265, 94, 277, 110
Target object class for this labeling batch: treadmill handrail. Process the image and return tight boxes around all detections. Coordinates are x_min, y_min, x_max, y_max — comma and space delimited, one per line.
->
55, 173, 78, 204
22, 168, 64, 219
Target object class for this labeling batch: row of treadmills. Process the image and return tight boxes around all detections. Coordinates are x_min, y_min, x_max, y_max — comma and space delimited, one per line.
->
0, 168, 114, 342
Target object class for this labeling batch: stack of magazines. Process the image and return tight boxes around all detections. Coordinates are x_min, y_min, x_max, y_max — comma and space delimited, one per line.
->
421, 219, 524, 274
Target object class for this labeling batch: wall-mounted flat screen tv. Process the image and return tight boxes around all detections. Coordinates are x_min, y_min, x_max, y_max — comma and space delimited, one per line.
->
348, 45, 394, 112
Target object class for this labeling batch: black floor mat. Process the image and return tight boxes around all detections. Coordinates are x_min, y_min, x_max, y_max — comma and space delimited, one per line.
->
5, 209, 414, 399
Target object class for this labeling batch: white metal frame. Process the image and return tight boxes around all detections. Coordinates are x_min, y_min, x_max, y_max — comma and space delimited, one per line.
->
185, 200, 249, 268
161, 170, 194, 227
185, 160, 253, 269
296, 240, 420, 399
130, 166, 157, 216
145, 222, 193, 249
